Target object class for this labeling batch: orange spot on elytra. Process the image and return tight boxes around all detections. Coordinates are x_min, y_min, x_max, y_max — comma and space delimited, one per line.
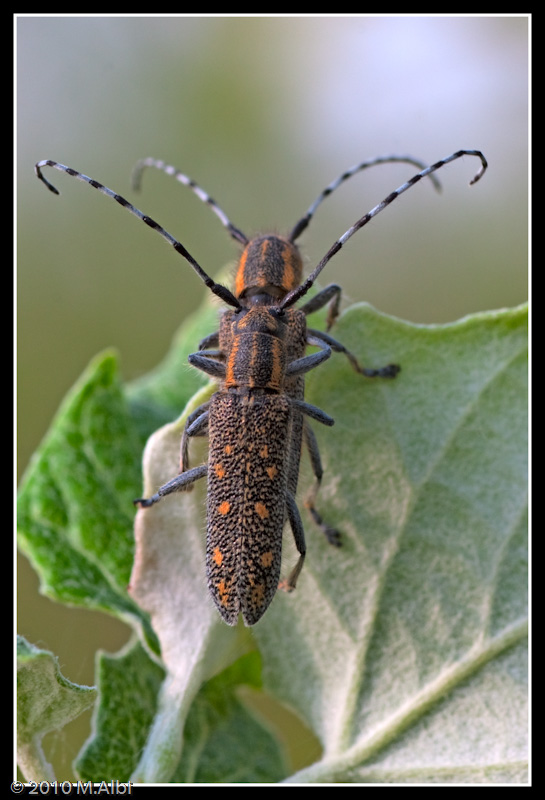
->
261, 551, 274, 568
213, 547, 223, 566
214, 462, 225, 479
218, 500, 231, 515
251, 583, 266, 605
255, 502, 269, 519
266, 465, 278, 480
259, 444, 268, 458
217, 580, 230, 606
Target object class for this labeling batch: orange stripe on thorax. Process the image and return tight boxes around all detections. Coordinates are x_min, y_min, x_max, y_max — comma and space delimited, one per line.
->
225, 334, 240, 387
235, 248, 248, 297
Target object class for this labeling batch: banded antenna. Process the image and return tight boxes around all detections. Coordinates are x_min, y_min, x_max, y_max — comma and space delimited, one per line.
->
35, 149, 487, 312
289, 154, 442, 242
34, 159, 241, 310
132, 157, 249, 246
280, 149, 488, 310
130, 154, 442, 247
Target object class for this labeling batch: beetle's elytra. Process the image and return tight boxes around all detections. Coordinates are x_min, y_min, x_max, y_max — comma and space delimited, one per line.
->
35, 150, 488, 625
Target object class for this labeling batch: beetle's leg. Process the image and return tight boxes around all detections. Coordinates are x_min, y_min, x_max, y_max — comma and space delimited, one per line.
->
303, 421, 341, 546
308, 329, 400, 378
278, 492, 307, 593
179, 403, 210, 491
299, 283, 342, 331
134, 463, 207, 508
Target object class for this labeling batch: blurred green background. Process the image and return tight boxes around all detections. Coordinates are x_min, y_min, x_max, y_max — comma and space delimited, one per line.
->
17, 15, 528, 778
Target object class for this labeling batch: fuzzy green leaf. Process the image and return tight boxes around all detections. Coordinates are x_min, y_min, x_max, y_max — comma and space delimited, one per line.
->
74, 638, 284, 783
18, 288, 527, 783
124, 300, 527, 783
254, 303, 528, 783
171, 652, 286, 783
17, 636, 97, 782
75, 637, 165, 781
17, 352, 158, 651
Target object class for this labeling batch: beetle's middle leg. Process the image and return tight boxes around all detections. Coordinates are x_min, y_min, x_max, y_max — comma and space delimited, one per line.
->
302, 421, 341, 546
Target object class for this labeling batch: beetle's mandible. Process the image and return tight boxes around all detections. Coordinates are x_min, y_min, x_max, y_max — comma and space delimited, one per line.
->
35, 150, 488, 625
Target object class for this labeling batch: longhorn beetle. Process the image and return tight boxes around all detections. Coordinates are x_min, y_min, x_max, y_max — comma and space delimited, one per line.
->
35, 150, 488, 626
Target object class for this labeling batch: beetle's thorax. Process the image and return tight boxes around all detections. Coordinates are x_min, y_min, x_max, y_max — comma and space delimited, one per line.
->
235, 234, 303, 303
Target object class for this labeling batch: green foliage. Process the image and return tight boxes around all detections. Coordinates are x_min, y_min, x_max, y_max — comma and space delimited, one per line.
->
17, 351, 159, 654
16, 636, 97, 782
74, 637, 165, 782
17, 297, 528, 784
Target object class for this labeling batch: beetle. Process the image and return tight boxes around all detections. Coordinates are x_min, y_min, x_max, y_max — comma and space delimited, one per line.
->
35, 150, 487, 625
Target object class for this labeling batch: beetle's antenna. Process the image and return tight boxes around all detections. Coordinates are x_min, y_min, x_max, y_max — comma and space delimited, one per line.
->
35, 160, 241, 309
289, 154, 442, 243
131, 157, 249, 246
281, 149, 488, 310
